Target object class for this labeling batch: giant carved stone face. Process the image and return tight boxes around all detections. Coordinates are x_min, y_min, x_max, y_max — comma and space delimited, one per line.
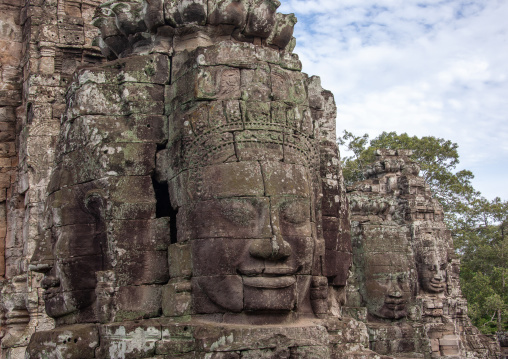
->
179, 160, 318, 320
363, 256, 412, 320
160, 57, 344, 322
416, 238, 448, 294
29, 64, 168, 324
357, 225, 414, 320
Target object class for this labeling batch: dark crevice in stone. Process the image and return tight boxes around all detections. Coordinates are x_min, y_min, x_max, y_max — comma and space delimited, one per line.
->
152, 175, 171, 218
151, 173, 178, 244
156, 141, 167, 152
26, 102, 33, 125
258, 160, 267, 197
169, 205, 179, 244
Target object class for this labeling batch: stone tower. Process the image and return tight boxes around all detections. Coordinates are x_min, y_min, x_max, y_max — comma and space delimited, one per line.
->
7, 0, 370, 357
346, 150, 499, 358
0, 1, 501, 358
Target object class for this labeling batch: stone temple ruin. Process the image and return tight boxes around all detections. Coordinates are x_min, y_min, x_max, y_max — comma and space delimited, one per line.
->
346, 150, 499, 358
0, 0, 502, 357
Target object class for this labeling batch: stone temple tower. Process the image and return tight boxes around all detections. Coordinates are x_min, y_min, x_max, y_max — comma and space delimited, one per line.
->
21, 0, 365, 357
0, 0, 501, 358
346, 150, 499, 358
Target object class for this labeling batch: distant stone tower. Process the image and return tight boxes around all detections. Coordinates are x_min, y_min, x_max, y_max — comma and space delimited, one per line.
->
346, 149, 499, 358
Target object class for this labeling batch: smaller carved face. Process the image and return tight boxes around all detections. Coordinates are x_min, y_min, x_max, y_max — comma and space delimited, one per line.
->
363, 261, 412, 319
373, 162, 383, 174
418, 247, 447, 294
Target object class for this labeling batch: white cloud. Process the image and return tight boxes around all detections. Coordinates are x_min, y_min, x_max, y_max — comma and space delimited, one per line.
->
279, 0, 508, 199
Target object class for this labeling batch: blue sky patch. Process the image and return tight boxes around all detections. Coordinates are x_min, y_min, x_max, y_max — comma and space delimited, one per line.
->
280, 0, 508, 200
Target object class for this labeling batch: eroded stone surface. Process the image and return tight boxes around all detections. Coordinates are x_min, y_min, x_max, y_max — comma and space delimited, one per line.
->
17, 1, 363, 357
1, 0, 104, 355
93, 0, 297, 59
0, 0, 500, 358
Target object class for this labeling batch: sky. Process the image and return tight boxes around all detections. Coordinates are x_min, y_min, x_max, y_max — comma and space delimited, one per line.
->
278, 0, 508, 200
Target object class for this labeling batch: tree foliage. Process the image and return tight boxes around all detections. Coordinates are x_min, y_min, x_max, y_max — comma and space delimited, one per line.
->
339, 130, 507, 334
454, 197, 508, 334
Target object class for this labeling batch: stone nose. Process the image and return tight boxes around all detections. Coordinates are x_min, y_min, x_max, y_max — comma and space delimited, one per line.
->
41, 276, 60, 290
29, 233, 55, 273
248, 200, 293, 260
249, 236, 292, 261
387, 280, 403, 298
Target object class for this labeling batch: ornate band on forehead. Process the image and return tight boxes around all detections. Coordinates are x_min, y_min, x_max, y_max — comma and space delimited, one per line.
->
179, 126, 319, 172
166, 100, 322, 176
413, 231, 451, 261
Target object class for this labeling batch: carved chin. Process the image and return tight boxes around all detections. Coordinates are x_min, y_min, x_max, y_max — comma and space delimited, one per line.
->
368, 300, 408, 319
197, 275, 297, 313
378, 305, 408, 319
44, 293, 76, 318
44, 289, 94, 319
197, 276, 244, 312
243, 278, 296, 311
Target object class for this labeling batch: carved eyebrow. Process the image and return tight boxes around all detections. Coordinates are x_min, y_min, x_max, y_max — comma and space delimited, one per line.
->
372, 272, 409, 280
218, 198, 260, 225
279, 198, 310, 224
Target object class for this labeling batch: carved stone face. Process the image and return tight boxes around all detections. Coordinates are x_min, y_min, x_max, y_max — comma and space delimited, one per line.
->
38, 186, 107, 322
417, 244, 447, 294
31, 102, 166, 324
184, 160, 316, 317
363, 254, 411, 319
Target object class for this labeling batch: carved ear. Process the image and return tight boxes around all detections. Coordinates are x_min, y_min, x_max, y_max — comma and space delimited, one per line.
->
308, 73, 352, 287
266, 13, 297, 50
84, 189, 108, 220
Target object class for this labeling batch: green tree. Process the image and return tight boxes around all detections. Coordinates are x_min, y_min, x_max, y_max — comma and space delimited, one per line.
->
455, 197, 508, 333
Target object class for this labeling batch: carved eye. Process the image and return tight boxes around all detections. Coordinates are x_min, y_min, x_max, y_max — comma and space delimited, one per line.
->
220, 199, 257, 226
440, 263, 447, 270
397, 273, 408, 282
427, 265, 437, 271
372, 273, 391, 284
280, 199, 309, 225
